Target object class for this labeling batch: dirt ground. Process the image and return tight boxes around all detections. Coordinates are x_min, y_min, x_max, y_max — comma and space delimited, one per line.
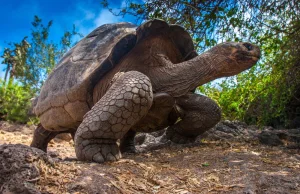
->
0, 121, 300, 194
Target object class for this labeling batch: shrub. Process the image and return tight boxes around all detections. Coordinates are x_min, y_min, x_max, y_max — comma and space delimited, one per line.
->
0, 80, 35, 123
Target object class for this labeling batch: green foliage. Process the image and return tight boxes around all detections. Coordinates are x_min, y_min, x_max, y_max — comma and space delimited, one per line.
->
0, 79, 34, 123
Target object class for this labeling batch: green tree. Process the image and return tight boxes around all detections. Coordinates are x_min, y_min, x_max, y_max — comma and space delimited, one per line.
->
21, 16, 82, 92
102, 0, 299, 50
1, 16, 82, 92
1, 38, 30, 84
0, 16, 82, 123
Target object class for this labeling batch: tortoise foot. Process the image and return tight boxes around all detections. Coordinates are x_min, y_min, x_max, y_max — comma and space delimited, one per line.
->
76, 139, 121, 163
166, 126, 196, 144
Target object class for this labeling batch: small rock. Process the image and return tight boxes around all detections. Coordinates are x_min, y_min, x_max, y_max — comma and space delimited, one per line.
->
49, 151, 59, 158
135, 133, 146, 145
150, 129, 165, 137
0, 144, 53, 193
258, 131, 283, 146
3, 148, 10, 154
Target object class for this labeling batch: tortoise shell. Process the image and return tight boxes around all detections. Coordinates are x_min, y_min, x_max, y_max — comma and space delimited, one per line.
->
35, 19, 196, 130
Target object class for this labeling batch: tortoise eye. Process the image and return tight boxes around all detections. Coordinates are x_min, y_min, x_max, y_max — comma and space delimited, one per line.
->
243, 43, 253, 51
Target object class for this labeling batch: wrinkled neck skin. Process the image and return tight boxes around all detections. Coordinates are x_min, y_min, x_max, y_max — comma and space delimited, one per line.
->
149, 52, 227, 97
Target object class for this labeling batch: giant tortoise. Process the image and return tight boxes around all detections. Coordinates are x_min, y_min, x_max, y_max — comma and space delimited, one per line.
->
31, 19, 260, 163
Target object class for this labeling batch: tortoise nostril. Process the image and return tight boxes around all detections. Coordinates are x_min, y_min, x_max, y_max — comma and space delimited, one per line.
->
243, 43, 253, 51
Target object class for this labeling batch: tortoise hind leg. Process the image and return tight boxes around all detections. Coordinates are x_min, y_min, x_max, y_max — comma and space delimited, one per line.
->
30, 124, 56, 152
30, 123, 76, 152
166, 93, 221, 144
75, 71, 153, 163
120, 93, 175, 154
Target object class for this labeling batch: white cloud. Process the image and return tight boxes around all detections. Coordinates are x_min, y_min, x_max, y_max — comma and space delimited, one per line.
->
93, 9, 119, 27
76, 5, 96, 21
72, 6, 95, 35
74, 2, 127, 36
84, 10, 96, 20
121, 0, 127, 7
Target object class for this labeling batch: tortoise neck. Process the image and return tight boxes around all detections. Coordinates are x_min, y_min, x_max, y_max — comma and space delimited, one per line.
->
150, 53, 219, 97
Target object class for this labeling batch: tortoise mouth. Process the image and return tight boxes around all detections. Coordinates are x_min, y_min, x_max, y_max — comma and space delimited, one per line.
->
245, 54, 260, 62
246, 54, 260, 61
234, 51, 260, 64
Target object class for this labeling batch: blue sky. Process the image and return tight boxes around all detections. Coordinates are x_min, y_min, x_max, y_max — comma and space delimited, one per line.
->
0, 0, 140, 78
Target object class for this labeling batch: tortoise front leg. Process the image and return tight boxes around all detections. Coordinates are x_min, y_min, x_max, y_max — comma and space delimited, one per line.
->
166, 93, 221, 143
75, 71, 153, 163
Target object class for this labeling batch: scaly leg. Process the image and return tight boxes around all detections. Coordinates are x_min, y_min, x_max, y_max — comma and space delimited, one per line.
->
75, 71, 153, 163
166, 93, 221, 144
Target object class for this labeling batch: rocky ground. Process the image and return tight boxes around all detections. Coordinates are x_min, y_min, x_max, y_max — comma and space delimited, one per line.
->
0, 120, 300, 194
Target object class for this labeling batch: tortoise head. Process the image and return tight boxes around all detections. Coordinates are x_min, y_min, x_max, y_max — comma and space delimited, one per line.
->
207, 42, 261, 77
